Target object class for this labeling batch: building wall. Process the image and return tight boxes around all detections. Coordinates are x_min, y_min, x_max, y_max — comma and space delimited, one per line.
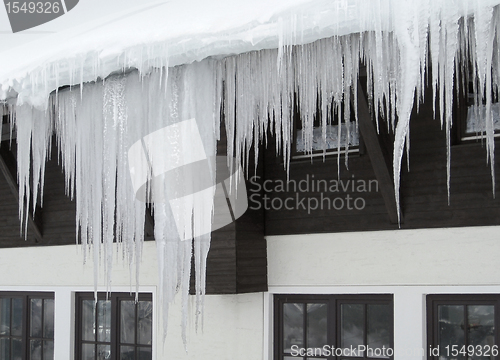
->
0, 242, 265, 360
0, 225, 498, 359
267, 225, 500, 360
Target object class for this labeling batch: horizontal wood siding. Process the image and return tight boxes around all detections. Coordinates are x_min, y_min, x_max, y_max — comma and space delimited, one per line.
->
264, 88, 500, 235
0, 141, 74, 247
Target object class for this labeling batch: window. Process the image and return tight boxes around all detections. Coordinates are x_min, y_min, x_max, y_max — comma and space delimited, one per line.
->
75, 292, 153, 360
292, 102, 360, 160
427, 294, 499, 360
0, 292, 55, 360
456, 70, 500, 142
274, 294, 393, 360
463, 104, 500, 140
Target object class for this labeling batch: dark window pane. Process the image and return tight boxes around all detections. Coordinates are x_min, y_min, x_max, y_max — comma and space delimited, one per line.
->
31, 299, 43, 338
78, 293, 153, 360
137, 301, 152, 345
120, 345, 135, 360
97, 301, 111, 343
306, 303, 327, 349
467, 305, 495, 360
0, 298, 10, 336
11, 298, 23, 337
367, 304, 391, 357
120, 301, 136, 344
0, 338, 9, 359
438, 305, 465, 359
43, 299, 54, 339
341, 304, 364, 355
11, 338, 22, 360
43, 340, 54, 360
82, 300, 96, 342
30, 339, 42, 360
82, 343, 95, 360
137, 347, 152, 360
97, 344, 111, 360
284, 303, 304, 352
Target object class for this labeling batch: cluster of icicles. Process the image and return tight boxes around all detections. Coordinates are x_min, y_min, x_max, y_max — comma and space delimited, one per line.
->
4, 1, 500, 346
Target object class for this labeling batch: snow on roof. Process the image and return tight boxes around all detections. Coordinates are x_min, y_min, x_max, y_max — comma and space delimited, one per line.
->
2, 0, 499, 107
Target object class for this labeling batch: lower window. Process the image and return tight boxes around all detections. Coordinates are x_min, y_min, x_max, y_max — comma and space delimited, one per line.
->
274, 294, 393, 360
427, 294, 499, 360
0, 292, 55, 360
75, 292, 153, 360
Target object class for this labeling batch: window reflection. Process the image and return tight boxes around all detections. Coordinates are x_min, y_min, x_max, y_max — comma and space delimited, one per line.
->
0, 294, 54, 360
77, 293, 153, 360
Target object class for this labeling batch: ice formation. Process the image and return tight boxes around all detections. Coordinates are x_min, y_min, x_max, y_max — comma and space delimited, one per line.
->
1, 0, 500, 345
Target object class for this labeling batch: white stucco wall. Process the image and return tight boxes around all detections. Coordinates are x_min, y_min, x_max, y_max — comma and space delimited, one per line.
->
0, 225, 499, 359
267, 226, 500, 287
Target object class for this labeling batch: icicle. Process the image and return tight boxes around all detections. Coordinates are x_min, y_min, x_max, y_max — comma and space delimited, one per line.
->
391, 1, 421, 225
14, 103, 52, 239
473, 3, 497, 198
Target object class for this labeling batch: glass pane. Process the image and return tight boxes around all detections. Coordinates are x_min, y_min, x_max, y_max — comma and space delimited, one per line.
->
31, 299, 43, 338
12, 338, 22, 360
11, 298, 23, 337
121, 301, 136, 344
367, 304, 391, 358
283, 303, 304, 352
306, 303, 327, 349
82, 343, 95, 360
137, 301, 153, 345
120, 345, 135, 360
0, 338, 9, 360
341, 304, 364, 356
30, 339, 42, 360
43, 299, 55, 339
97, 300, 111, 343
438, 305, 465, 359
43, 340, 54, 360
97, 344, 111, 360
467, 305, 495, 360
0, 298, 10, 336
137, 347, 152, 360
82, 300, 96, 341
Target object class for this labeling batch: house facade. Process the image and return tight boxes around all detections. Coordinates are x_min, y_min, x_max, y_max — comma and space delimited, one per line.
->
1, 1, 500, 360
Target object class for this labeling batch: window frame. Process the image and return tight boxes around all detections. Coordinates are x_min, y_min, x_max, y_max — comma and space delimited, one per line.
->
74, 292, 153, 360
291, 98, 361, 161
274, 294, 394, 360
426, 294, 500, 360
0, 291, 55, 360
454, 67, 500, 143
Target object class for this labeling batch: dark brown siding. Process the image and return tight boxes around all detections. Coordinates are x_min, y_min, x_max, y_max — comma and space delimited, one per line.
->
0, 141, 76, 247
202, 142, 267, 294
264, 88, 500, 235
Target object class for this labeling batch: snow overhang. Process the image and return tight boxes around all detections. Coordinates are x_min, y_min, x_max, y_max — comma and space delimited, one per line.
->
2, 0, 499, 108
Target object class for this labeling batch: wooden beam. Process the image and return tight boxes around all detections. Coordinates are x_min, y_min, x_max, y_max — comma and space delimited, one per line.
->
354, 82, 400, 224
0, 141, 44, 243
144, 208, 155, 240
